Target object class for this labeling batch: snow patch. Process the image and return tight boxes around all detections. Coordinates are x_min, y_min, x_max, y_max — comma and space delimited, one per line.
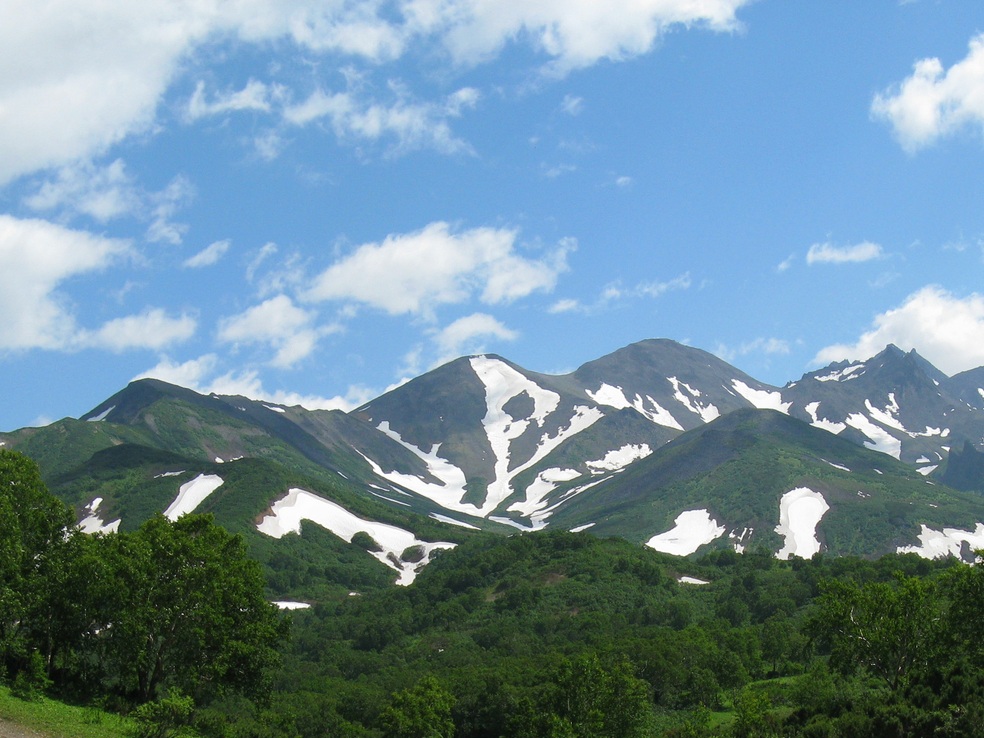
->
645, 510, 726, 556
845, 413, 902, 459
86, 405, 115, 422
153, 470, 185, 478
804, 402, 846, 433
668, 377, 720, 423
775, 487, 829, 560
569, 523, 595, 533
508, 468, 580, 519
678, 576, 710, 586
865, 394, 906, 433
163, 474, 224, 520
257, 488, 455, 585
917, 465, 939, 476
823, 459, 851, 472
430, 513, 481, 530
471, 356, 603, 516
585, 444, 652, 473
814, 364, 865, 382
587, 383, 683, 429
897, 523, 984, 560
731, 380, 790, 413
274, 601, 311, 610
264, 405, 286, 413
78, 497, 121, 534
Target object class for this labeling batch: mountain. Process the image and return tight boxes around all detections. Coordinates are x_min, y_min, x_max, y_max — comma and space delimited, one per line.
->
4, 338, 984, 592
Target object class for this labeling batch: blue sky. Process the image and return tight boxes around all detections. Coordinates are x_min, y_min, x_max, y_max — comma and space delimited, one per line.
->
4, 0, 984, 430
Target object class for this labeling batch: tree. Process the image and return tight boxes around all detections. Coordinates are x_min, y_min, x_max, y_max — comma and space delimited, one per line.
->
379, 675, 455, 738
99, 514, 288, 703
808, 573, 944, 691
0, 451, 73, 674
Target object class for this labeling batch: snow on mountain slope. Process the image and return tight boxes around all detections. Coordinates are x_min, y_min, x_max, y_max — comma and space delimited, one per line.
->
164, 474, 224, 520
257, 488, 456, 585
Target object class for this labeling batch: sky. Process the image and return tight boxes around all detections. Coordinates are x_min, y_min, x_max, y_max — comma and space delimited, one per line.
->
4, 1, 984, 430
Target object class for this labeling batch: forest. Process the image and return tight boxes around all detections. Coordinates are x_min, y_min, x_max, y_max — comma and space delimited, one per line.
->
3, 448, 984, 737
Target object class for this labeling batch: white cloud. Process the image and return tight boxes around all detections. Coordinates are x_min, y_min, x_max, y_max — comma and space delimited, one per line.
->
0, 1, 751, 185
548, 298, 582, 314
873, 33, 984, 151
81, 308, 197, 352
428, 0, 752, 74
561, 94, 584, 115
146, 175, 194, 245
813, 286, 984, 375
432, 312, 518, 363
284, 85, 479, 155
135, 354, 374, 411
24, 159, 139, 222
185, 79, 274, 121
305, 222, 571, 317
218, 295, 337, 368
716, 337, 790, 363
0, 215, 130, 351
806, 241, 883, 265
184, 240, 231, 268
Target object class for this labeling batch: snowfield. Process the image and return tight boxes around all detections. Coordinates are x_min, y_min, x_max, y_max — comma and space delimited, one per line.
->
257, 488, 456, 585
731, 380, 791, 413
163, 474, 224, 520
775, 487, 829, 559
645, 509, 726, 556
897, 523, 984, 560
78, 497, 121, 534
586, 383, 683, 429
585, 444, 652, 473
668, 377, 720, 423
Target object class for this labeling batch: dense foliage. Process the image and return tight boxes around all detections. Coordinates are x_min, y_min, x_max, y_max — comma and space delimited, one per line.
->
8, 447, 984, 736
0, 450, 287, 712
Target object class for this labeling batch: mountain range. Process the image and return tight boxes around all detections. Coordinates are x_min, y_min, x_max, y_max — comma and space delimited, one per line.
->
5, 338, 984, 593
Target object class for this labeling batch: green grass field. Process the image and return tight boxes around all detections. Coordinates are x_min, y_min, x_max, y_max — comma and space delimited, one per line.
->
0, 687, 133, 738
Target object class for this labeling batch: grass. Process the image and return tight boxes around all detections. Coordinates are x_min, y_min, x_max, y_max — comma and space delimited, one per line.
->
0, 686, 133, 738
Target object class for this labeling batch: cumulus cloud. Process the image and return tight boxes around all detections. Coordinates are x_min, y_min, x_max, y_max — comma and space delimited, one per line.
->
80, 308, 197, 352
305, 222, 572, 317
428, 0, 752, 74
218, 295, 338, 368
872, 33, 984, 151
806, 241, 883, 265
0, 0, 752, 184
184, 79, 275, 121
0, 215, 130, 351
24, 159, 139, 222
432, 312, 518, 363
716, 337, 790, 363
284, 85, 480, 155
134, 353, 374, 411
813, 286, 984, 375
184, 240, 231, 268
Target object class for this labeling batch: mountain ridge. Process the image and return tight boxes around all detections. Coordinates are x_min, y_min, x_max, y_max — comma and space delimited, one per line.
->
5, 337, 984, 591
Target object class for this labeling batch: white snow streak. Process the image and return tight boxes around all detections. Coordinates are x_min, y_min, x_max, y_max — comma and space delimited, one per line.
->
257, 488, 455, 585
470, 356, 602, 516
844, 413, 902, 459
775, 487, 829, 560
731, 380, 790, 413
586, 383, 683, 429
274, 601, 311, 610
668, 377, 720, 423
86, 405, 115, 422
508, 467, 580, 519
429, 513, 481, 530
814, 364, 865, 382
804, 402, 846, 433
897, 523, 984, 560
585, 444, 652, 473
678, 576, 710, 585
373, 422, 471, 510
645, 509, 726, 555
163, 474, 224, 520
78, 497, 121, 534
